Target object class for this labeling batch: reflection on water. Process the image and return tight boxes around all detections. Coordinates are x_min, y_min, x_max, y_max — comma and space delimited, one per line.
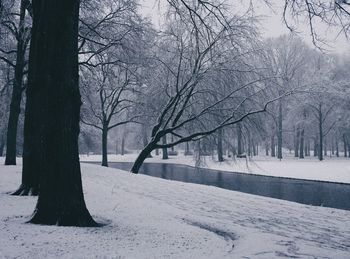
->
106, 162, 350, 211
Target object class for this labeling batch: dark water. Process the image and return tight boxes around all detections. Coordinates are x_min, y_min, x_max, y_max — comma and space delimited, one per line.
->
92, 162, 350, 211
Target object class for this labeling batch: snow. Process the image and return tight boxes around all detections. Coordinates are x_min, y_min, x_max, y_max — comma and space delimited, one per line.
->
80, 152, 350, 184
1, 162, 350, 258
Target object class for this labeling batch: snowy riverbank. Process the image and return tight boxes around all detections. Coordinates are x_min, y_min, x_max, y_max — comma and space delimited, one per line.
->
0, 163, 349, 258
80, 153, 350, 184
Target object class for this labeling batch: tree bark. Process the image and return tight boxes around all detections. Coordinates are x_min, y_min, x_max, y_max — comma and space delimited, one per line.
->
318, 105, 323, 161
313, 138, 318, 157
121, 136, 125, 156
217, 128, 224, 162
162, 135, 168, 159
336, 138, 339, 157
253, 140, 257, 156
0, 132, 5, 157
171, 135, 175, 152
277, 99, 283, 159
237, 123, 243, 156
271, 134, 275, 157
344, 135, 347, 157
101, 124, 108, 167
299, 129, 304, 159
184, 141, 190, 156
247, 130, 251, 157
131, 143, 155, 174
5, 0, 27, 165
304, 139, 309, 156
142, 125, 152, 158
294, 127, 300, 157
27, 0, 97, 226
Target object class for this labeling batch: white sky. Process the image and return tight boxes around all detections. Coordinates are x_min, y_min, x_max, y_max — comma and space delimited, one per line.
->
139, 0, 350, 55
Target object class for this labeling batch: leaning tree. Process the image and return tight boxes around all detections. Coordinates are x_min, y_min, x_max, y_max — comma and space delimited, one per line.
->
130, 1, 287, 174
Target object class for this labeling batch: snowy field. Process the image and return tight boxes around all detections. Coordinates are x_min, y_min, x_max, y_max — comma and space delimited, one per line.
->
0, 162, 349, 258
80, 152, 350, 184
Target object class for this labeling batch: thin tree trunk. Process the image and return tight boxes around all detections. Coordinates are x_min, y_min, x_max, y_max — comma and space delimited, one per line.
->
299, 129, 304, 159
318, 105, 323, 161
27, 0, 96, 226
344, 135, 347, 157
184, 141, 190, 156
217, 128, 224, 162
277, 99, 283, 159
237, 123, 243, 156
5, 0, 28, 165
162, 135, 168, 159
271, 134, 275, 157
101, 125, 108, 167
336, 138, 339, 157
253, 140, 257, 156
314, 138, 318, 157
304, 138, 308, 157
247, 130, 251, 157
121, 136, 125, 155
171, 134, 175, 152
294, 127, 299, 158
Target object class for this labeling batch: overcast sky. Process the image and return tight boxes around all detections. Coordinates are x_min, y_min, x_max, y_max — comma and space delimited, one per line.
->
139, 0, 350, 55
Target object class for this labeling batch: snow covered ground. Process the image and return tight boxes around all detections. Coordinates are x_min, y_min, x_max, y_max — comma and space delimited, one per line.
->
80, 152, 350, 184
1, 162, 349, 258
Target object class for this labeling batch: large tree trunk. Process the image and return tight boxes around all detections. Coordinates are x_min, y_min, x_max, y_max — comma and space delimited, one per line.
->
101, 124, 108, 167
4, 0, 27, 165
277, 99, 283, 159
27, 0, 96, 226
162, 135, 168, 159
217, 128, 224, 162
299, 129, 304, 159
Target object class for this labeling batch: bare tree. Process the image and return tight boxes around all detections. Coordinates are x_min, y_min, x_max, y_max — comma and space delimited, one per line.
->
282, 0, 350, 48
130, 1, 286, 173
81, 58, 141, 167
262, 35, 309, 159
0, 0, 31, 165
